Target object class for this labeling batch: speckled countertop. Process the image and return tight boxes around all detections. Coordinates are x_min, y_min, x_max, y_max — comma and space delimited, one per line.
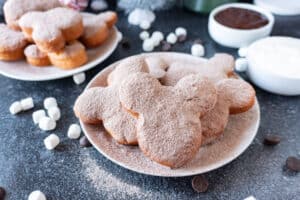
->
0, 8, 299, 200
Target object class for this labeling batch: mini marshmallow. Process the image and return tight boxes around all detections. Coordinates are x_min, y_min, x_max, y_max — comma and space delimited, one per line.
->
143, 38, 154, 52
139, 20, 151, 30
244, 196, 256, 200
152, 31, 164, 41
28, 190, 46, 200
139, 31, 150, 40
175, 27, 187, 36
90, 0, 108, 11
39, 117, 56, 131
68, 124, 81, 139
32, 110, 46, 124
20, 97, 34, 111
48, 107, 61, 121
238, 47, 248, 57
43, 97, 57, 110
235, 58, 248, 72
44, 134, 60, 150
191, 44, 205, 57
166, 33, 177, 44
73, 72, 86, 85
9, 101, 22, 115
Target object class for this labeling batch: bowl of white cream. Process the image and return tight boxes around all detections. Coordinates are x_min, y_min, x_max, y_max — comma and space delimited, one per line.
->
235, 36, 300, 95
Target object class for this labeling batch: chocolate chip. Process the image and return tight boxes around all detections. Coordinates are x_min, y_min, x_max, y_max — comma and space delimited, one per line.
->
161, 41, 171, 51
120, 38, 130, 49
263, 134, 281, 145
286, 156, 300, 172
177, 34, 187, 42
80, 136, 92, 148
192, 175, 209, 193
194, 39, 203, 44
0, 187, 6, 200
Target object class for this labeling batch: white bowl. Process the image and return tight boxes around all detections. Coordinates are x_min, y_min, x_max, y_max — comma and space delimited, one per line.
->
208, 3, 274, 48
235, 36, 300, 96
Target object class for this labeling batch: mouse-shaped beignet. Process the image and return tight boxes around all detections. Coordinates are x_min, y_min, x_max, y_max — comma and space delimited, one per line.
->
119, 73, 217, 168
201, 78, 256, 145
74, 57, 149, 145
161, 53, 234, 86
19, 7, 83, 52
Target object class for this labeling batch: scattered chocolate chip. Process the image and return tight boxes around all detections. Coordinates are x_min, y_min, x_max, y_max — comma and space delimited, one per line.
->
177, 34, 187, 42
192, 175, 209, 193
80, 136, 92, 148
194, 39, 203, 44
263, 134, 281, 145
161, 41, 171, 51
0, 187, 6, 200
286, 156, 300, 172
120, 38, 130, 49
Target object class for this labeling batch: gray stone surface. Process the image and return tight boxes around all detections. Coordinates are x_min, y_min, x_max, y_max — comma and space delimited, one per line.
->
0, 9, 299, 200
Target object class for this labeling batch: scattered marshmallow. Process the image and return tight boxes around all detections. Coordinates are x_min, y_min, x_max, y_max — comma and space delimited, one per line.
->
191, 44, 205, 57
152, 31, 164, 41
238, 47, 248, 57
73, 72, 86, 85
47, 107, 61, 121
139, 20, 151, 30
143, 38, 155, 52
151, 31, 164, 46
128, 8, 155, 26
139, 31, 150, 40
28, 190, 46, 200
43, 97, 57, 110
244, 196, 256, 200
117, 31, 123, 42
9, 101, 22, 115
44, 134, 60, 150
68, 124, 82, 139
235, 58, 248, 72
39, 117, 56, 131
175, 27, 187, 36
166, 33, 177, 44
20, 97, 34, 111
32, 110, 46, 124
90, 0, 108, 11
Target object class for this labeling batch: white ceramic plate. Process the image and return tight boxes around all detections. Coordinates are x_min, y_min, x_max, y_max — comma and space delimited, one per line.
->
0, 27, 120, 81
80, 52, 260, 177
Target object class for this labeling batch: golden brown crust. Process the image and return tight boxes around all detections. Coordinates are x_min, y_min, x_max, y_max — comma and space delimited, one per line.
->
80, 12, 117, 48
26, 56, 50, 66
0, 48, 25, 61
81, 25, 109, 48
62, 20, 84, 42
48, 41, 88, 70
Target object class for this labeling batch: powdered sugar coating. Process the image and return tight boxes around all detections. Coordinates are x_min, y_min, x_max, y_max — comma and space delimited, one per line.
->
19, 7, 83, 41
0, 23, 27, 51
161, 53, 234, 86
3, 0, 62, 29
74, 56, 149, 144
24, 45, 47, 58
119, 73, 217, 168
